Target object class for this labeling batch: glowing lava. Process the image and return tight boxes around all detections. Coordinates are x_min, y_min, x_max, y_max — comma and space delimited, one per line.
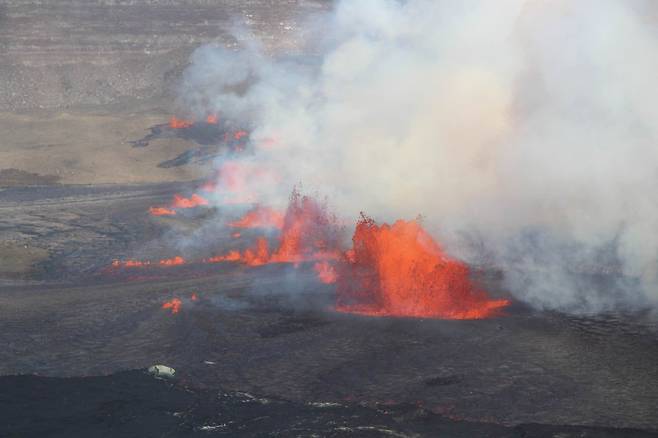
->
314, 261, 337, 284
269, 191, 340, 264
229, 206, 284, 230
169, 116, 193, 129
159, 256, 186, 266
171, 194, 209, 209
205, 250, 241, 263
112, 259, 150, 268
149, 193, 209, 217
207, 190, 340, 267
112, 256, 186, 268
149, 207, 177, 216
335, 216, 509, 319
162, 298, 182, 314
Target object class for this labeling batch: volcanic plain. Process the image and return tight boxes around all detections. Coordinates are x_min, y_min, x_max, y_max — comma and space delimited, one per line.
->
1, 1, 657, 437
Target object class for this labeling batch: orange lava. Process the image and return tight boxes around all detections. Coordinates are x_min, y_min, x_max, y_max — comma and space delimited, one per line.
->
206, 114, 219, 124
159, 256, 186, 266
206, 190, 340, 267
233, 130, 248, 140
269, 191, 341, 264
314, 261, 337, 284
171, 194, 209, 209
149, 206, 177, 216
169, 116, 193, 129
335, 216, 509, 320
162, 298, 182, 314
242, 237, 270, 266
229, 206, 284, 230
205, 250, 241, 263
148, 193, 208, 216
112, 259, 150, 268
111, 256, 185, 268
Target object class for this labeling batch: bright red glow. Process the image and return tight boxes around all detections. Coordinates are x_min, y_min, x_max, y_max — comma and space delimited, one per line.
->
171, 194, 209, 209
205, 190, 340, 267
229, 206, 284, 230
269, 191, 340, 264
242, 237, 270, 266
162, 298, 182, 314
149, 193, 208, 216
159, 256, 186, 266
205, 250, 241, 263
169, 116, 193, 129
314, 261, 337, 284
149, 207, 177, 216
335, 216, 509, 319
112, 259, 150, 268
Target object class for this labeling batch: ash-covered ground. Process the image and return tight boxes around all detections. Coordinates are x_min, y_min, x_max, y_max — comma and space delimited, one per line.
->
1, 182, 657, 437
1, 1, 657, 437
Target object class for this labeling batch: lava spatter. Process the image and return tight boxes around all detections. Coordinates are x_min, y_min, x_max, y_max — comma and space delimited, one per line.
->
335, 216, 509, 319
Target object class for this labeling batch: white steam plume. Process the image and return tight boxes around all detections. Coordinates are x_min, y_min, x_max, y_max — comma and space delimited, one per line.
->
178, 0, 658, 314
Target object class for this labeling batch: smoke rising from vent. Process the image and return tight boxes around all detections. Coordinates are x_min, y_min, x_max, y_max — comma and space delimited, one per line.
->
178, 0, 658, 314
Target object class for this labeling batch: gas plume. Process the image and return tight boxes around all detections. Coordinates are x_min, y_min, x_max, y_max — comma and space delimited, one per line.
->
178, 0, 658, 314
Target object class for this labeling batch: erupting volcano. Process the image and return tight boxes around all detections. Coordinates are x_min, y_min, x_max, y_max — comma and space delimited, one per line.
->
119, 179, 509, 319
335, 216, 509, 319
207, 190, 341, 267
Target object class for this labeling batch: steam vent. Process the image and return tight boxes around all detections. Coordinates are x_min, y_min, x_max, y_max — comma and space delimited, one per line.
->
1, 1, 657, 436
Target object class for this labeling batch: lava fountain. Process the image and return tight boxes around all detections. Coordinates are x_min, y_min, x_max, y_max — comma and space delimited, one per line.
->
335, 216, 509, 319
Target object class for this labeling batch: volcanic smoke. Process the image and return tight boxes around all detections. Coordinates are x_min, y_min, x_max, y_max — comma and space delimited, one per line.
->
115, 185, 508, 319
175, 0, 658, 315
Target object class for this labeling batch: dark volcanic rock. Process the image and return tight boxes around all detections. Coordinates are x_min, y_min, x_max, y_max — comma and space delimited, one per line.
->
2, 370, 656, 438
0, 168, 60, 187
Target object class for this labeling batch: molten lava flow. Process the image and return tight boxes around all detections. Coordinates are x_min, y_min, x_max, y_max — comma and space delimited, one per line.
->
169, 116, 193, 129
162, 298, 182, 314
205, 250, 241, 263
148, 193, 208, 217
270, 190, 341, 264
171, 194, 209, 209
149, 207, 177, 216
112, 259, 150, 268
112, 256, 185, 268
314, 261, 337, 284
206, 114, 219, 124
335, 217, 509, 319
159, 256, 185, 266
233, 130, 248, 140
205, 190, 341, 267
242, 237, 270, 266
229, 206, 284, 230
